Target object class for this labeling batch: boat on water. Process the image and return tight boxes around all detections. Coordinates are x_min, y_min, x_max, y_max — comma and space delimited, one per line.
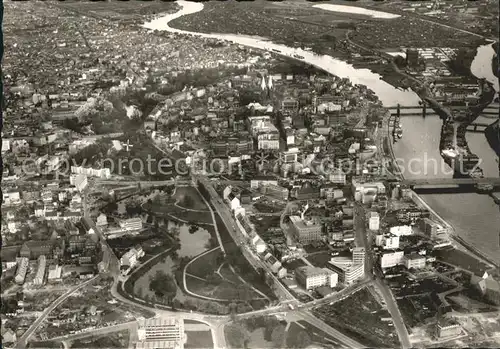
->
272, 48, 281, 53
396, 128, 403, 139
475, 183, 494, 194
293, 54, 304, 59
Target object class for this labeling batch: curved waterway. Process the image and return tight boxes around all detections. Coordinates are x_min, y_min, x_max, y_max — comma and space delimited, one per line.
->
143, 1, 499, 264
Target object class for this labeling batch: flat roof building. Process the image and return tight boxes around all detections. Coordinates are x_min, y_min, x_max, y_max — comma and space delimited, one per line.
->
33, 255, 47, 285
295, 266, 338, 290
327, 259, 365, 285
289, 215, 322, 245
137, 318, 185, 349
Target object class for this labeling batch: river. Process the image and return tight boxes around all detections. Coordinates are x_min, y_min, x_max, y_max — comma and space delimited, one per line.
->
143, 1, 499, 264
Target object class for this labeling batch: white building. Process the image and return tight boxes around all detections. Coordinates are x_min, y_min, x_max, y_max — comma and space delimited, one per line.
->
250, 177, 278, 189
328, 257, 365, 285
352, 180, 385, 202
251, 235, 267, 254
33, 255, 47, 285
137, 318, 185, 349
369, 212, 380, 231
48, 264, 63, 282
226, 192, 241, 211
71, 166, 111, 179
96, 213, 108, 227
404, 254, 426, 269
2, 139, 10, 152
120, 246, 145, 273
247, 116, 280, 150
14, 258, 29, 284
2, 190, 21, 205
380, 251, 405, 269
69, 139, 96, 155
222, 186, 233, 200
375, 234, 400, 250
119, 218, 143, 231
70, 174, 88, 192
390, 225, 413, 236
295, 266, 338, 290
352, 247, 366, 266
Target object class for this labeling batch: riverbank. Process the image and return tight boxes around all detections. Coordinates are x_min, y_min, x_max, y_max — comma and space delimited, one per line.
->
439, 81, 496, 177
387, 119, 498, 269
145, 0, 499, 267
485, 120, 500, 158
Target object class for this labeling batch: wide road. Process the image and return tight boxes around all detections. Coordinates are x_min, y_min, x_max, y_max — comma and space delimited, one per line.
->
296, 310, 366, 349
374, 278, 411, 349
196, 176, 297, 302
15, 275, 100, 348
48, 321, 137, 342
353, 203, 411, 349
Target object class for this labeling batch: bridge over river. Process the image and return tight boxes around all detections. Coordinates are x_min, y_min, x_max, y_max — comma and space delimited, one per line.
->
392, 177, 500, 187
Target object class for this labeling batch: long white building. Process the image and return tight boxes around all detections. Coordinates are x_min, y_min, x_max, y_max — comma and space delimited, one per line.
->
137, 318, 185, 349
380, 250, 405, 269
33, 255, 47, 285
15, 257, 29, 284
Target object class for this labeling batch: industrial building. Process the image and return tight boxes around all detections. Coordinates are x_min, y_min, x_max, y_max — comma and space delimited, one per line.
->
380, 250, 405, 269
119, 218, 143, 231
33, 255, 47, 285
404, 253, 426, 269
369, 212, 380, 231
295, 266, 338, 290
289, 215, 323, 244
137, 318, 185, 349
327, 258, 365, 285
14, 258, 29, 284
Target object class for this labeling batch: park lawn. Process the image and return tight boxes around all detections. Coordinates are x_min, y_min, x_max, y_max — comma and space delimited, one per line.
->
313, 288, 400, 348
285, 321, 343, 349
431, 248, 491, 276
174, 186, 210, 211
296, 320, 344, 348
185, 331, 214, 349
70, 330, 129, 348
185, 275, 261, 302
149, 202, 213, 225
396, 295, 438, 330
249, 215, 281, 234
28, 341, 63, 349
224, 323, 248, 349
219, 263, 243, 284
246, 328, 275, 348
306, 251, 332, 268
186, 247, 223, 279
226, 316, 286, 349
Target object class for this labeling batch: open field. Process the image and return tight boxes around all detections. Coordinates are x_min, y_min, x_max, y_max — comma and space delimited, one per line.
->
70, 330, 129, 349
225, 316, 286, 349
397, 294, 438, 329
431, 248, 492, 276
147, 201, 213, 225
185, 275, 261, 303
306, 251, 332, 268
388, 275, 456, 297
186, 248, 223, 277
313, 288, 400, 348
282, 258, 307, 271
55, 0, 179, 23
287, 321, 344, 348
185, 330, 214, 349
174, 186, 210, 211
249, 215, 281, 235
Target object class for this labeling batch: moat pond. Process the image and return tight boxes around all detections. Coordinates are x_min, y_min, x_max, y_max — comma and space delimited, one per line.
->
132, 219, 212, 301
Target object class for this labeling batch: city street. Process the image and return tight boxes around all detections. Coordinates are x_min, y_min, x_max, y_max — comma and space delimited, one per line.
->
353, 203, 411, 349
15, 275, 100, 348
